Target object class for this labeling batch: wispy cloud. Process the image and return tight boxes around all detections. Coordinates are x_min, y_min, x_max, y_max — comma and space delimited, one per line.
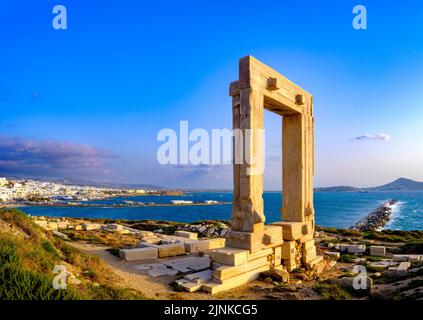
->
0, 135, 116, 179
354, 132, 391, 142
172, 164, 230, 179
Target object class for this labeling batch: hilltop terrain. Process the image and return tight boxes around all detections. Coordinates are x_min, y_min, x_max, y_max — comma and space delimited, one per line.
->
315, 178, 423, 192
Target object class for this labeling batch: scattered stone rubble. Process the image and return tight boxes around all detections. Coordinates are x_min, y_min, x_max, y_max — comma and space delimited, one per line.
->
322, 238, 423, 275
176, 222, 229, 238
32, 216, 138, 235
119, 223, 328, 294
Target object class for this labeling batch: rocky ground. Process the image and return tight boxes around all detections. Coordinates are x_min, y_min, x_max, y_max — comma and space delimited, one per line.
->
27, 214, 423, 300
2, 208, 423, 300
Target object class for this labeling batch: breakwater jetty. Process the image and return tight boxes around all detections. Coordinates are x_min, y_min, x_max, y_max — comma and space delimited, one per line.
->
350, 199, 399, 231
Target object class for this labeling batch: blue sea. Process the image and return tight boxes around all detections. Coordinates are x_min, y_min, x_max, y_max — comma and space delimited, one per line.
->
19, 191, 423, 230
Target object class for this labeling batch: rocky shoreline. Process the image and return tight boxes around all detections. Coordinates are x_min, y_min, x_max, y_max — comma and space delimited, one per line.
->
350, 199, 398, 231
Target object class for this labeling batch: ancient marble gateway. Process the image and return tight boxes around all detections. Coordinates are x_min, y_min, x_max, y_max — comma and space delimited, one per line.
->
203, 56, 322, 294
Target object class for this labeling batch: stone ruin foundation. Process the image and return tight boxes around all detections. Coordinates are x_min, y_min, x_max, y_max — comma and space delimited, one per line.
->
200, 56, 322, 294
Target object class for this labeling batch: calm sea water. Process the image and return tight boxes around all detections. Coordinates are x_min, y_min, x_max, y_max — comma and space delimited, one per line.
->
19, 191, 423, 230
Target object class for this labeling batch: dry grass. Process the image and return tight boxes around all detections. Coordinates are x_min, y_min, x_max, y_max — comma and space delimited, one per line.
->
0, 208, 146, 300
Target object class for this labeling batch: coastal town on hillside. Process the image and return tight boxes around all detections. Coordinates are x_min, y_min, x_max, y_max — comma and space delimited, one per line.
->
0, 177, 163, 204
0, 177, 228, 207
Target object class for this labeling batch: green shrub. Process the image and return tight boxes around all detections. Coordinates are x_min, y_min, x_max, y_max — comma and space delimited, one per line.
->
339, 254, 357, 263
88, 284, 145, 300
0, 208, 40, 240
0, 209, 148, 300
314, 282, 351, 300
400, 241, 423, 254
0, 236, 80, 300
106, 248, 120, 257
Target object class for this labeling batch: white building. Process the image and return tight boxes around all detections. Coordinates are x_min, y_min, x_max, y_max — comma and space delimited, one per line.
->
0, 177, 8, 187
171, 200, 194, 205
204, 200, 219, 204
0, 187, 13, 202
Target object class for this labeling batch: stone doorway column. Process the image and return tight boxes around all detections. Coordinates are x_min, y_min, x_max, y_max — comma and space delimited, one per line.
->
228, 56, 316, 259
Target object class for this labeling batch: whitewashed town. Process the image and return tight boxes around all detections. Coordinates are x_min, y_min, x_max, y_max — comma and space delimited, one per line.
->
0, 177, 148, 204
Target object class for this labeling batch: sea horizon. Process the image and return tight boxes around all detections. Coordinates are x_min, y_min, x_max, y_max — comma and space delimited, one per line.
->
17, 190, 423, 231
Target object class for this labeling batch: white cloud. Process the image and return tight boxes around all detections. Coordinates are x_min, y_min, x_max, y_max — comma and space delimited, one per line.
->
354, 132, 391, 142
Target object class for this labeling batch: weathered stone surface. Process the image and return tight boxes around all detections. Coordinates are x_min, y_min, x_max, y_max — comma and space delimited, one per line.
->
347, 244, 366, 254
34, 220, 47, 228
369, 246, 386, 257
184, 238, 226, 253
82, 223, 101, 231
393, 254, 422, 262
147, 266, 179, 277
304, 256, 324, 269
339, 244, 349, 252
161, 256, 211, 273
369, 260, 396, 269
57, 222, 69, 230
271, 222, 303, 241
120, 247, 158, 261
263, 225, 283, 246
175, 230, 198, 240
46, 222, 58, 231
213, 257, 269, 281
325, 251, 341, 259
106, 223, 123, 231
262, 266, 290, 283
208, 248, 249, 266
139, 230, 154, 237
247, 248, 273, 261
203, 265, 270, 295
302, 246, 317, 264
302, 239, 315, 250
397, 262, 411, 273
225, 225, 282, 252
225, 230, 265, 252
273, 246, 282, 266
52, 230, 69, 240
271, 221, 313, 241
184, 269, 213, 284
157, 243, 185, 258
280, 241, 296, 260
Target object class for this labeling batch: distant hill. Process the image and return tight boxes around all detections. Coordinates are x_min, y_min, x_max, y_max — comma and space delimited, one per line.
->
315, 178, 423, 192
314, 186, 360, 192
366, 178, 423, 192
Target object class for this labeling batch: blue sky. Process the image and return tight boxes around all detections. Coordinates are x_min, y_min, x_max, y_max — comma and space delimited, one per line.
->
1, 1, 423, 189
